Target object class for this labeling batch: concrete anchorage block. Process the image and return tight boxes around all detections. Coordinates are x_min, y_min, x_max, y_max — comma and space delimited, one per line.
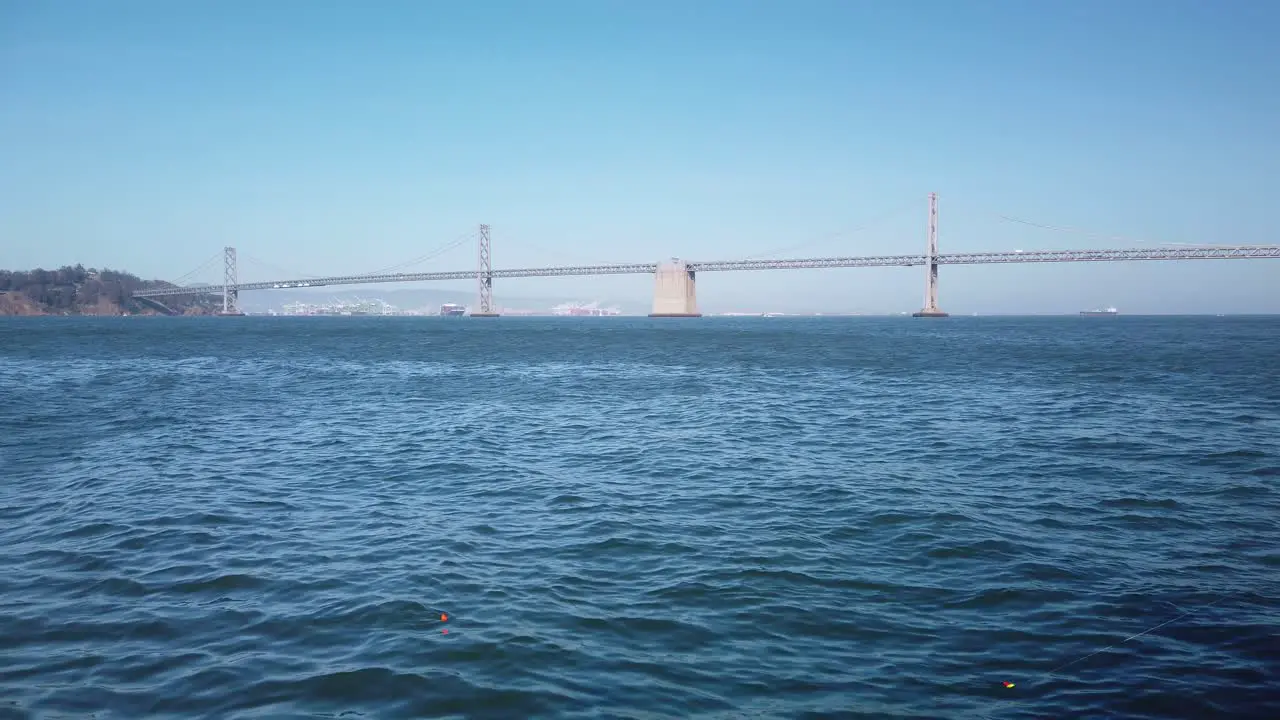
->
648, 259, 701, 317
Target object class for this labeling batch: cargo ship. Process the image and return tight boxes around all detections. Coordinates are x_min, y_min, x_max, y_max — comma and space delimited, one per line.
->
1080, 306, 1118, 316
439, 303, 467, 317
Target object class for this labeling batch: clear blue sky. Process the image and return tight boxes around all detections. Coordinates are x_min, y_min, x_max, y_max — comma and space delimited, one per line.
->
2, 0, 1277, 313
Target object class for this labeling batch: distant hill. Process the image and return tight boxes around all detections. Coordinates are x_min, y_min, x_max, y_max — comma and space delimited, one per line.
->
0, 265, 216, 316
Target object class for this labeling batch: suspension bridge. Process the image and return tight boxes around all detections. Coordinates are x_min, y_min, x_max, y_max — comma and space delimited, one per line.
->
132, 194, 1280, 317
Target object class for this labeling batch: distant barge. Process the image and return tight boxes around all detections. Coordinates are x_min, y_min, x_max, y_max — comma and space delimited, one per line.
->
1080, 307, 1118, 316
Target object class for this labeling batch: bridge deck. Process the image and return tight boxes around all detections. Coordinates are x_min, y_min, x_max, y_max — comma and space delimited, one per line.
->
133, 245, 1280, 298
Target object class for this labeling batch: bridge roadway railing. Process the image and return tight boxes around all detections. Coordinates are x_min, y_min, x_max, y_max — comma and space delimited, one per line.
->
132, 245, 1280, 298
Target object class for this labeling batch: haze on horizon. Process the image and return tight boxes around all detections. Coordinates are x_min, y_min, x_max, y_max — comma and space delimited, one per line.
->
2, 0, 1277, 315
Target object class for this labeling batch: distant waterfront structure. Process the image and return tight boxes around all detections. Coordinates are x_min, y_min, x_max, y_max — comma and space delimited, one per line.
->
551, 301, 620, 316
281, 297, 398, 315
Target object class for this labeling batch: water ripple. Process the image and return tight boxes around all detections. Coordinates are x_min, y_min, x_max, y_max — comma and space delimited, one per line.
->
1, 316, 1278, 719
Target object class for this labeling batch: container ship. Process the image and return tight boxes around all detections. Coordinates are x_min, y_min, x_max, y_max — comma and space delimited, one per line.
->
439, 303, 467, 317
1080, 306, 1118, 316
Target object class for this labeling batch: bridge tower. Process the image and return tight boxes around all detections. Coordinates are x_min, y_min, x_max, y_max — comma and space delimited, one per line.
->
472, 224, 499, 317
219, 246, 244, 316
912, 192, 949, 317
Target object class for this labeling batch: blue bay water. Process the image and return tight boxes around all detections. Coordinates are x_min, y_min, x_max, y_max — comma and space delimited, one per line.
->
1, 316, 1277, 719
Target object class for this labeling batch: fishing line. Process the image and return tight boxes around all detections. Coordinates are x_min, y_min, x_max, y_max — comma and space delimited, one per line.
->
968, 593, 1252, 720
1034, 594, 1233, 681
968, 592, 1267, 720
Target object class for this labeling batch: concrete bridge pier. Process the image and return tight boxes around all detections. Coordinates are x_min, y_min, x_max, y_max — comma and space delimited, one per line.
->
648, 259, 701, 317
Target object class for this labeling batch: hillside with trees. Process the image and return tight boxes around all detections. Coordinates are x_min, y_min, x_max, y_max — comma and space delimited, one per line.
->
0, 265, 215, 316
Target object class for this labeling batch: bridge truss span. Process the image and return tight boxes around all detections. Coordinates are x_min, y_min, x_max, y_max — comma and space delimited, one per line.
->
939, 245, 1280, 265
132, 244, 1280, 300
133, 262, 664, 299
493, 262, 659, 278
687, 254, 925, 272
133, 245, 1280, 301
